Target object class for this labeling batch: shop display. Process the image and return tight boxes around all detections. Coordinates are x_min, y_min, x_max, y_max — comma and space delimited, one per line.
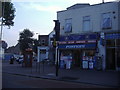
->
66, 54, 72, 69
82, 53, 96, 70
60, 53, 73, 69
82, 61, 88, 69
89, 61, 94, 69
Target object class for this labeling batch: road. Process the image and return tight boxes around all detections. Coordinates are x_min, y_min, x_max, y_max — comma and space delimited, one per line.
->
2, 72, 108, 88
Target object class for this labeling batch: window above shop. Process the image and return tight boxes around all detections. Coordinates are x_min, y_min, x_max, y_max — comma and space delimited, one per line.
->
64, 18, 72, 33
102, 13, 112, 29
83, 16, 91, 32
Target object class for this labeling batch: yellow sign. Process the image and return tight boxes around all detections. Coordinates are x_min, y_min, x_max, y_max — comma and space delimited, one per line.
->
53, 39, 56, 47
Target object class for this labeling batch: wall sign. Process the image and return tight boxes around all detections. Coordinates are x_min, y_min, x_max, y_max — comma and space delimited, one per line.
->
59, 40, 97, 45
60, 34, 99, 41
58, 43, 96, 49
105, 33, 120, 39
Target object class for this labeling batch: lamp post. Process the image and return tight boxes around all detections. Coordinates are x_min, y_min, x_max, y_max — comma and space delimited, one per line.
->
53, 20, 60, 77
102, 0, 104, 3
0, 1, 5, 41
0, 1, 4, 61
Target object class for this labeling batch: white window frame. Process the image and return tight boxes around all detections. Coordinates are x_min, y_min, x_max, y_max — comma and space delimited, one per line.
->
83, 16, 91, 32
101, 12, 112, 29
64, 18, 72, 33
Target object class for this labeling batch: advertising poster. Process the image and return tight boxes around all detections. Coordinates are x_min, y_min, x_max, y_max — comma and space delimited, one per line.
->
82, 61, 88, 69
89, 61, 94, 69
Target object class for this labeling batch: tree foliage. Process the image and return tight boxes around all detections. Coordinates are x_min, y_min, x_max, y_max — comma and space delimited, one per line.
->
19, 29, 34, 54
2, 2, 15, 27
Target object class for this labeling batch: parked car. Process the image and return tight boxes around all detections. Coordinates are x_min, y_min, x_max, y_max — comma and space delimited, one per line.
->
18, 56, 23, 64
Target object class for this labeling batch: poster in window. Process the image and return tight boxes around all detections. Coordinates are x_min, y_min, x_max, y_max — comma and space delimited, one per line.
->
82, 61, 88, 69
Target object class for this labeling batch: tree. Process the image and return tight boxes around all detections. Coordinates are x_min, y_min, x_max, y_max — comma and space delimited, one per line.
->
2, 2, 16, 28
0, 1, 16, 40
19, 29, 34, 54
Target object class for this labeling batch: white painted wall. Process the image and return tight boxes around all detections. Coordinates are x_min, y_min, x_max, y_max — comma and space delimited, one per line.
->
37, 46, 49, 62
48, 30, 55, 46
57, 2, 119, 35
118, 2, 120, 30
98, 40, 106, 70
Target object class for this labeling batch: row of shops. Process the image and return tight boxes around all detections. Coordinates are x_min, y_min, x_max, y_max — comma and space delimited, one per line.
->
57, 32, 120, 71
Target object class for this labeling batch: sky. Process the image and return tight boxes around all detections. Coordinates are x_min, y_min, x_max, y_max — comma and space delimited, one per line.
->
2, 0, 116, 47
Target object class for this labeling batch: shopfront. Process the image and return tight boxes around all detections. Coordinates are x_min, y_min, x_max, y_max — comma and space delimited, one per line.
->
105, 32, 120, 70
59, 44, 96, 69
58, 33, 100, 70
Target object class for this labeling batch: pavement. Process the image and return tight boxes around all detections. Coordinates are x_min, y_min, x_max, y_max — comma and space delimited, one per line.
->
2, 60, 120, 88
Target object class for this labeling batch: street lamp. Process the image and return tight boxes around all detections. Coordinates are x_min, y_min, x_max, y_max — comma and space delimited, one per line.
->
53, 20, 60, 77
0, 2, 4, 61
0, 1, 4, 41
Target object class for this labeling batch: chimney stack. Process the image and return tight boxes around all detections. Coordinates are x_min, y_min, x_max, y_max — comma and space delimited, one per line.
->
102, 0, 104, 3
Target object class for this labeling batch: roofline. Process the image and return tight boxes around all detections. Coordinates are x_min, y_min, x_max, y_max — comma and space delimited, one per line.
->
57, 1, 119, 13
38, 35, 49, 36
48, 30, 55, 35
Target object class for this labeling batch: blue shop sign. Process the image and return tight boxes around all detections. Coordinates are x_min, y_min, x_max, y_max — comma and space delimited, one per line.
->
60, 34, 99, 41
105, 33, 120, 39
58, 43, 96, 49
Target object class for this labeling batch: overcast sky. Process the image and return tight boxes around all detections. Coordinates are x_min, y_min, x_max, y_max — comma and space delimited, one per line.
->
2, 0, 116, 47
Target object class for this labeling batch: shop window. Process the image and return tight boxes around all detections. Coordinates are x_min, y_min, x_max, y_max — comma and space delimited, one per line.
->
106, 40, 115, 47
116, 39, 120, 46
40, 50, 46, 54
83, 50, 95, 56
102, 13, 112, 29
83, 16, 91, 31
64, 18, 72, 33
41, 39, 45, 46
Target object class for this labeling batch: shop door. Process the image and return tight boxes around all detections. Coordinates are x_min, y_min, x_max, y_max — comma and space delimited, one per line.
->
106, 48, 115, 70
73, 50, 81, 67
117, 48, 120, 69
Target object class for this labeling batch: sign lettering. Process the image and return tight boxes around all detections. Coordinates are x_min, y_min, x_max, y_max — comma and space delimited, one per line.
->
66, 45, 85, 48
